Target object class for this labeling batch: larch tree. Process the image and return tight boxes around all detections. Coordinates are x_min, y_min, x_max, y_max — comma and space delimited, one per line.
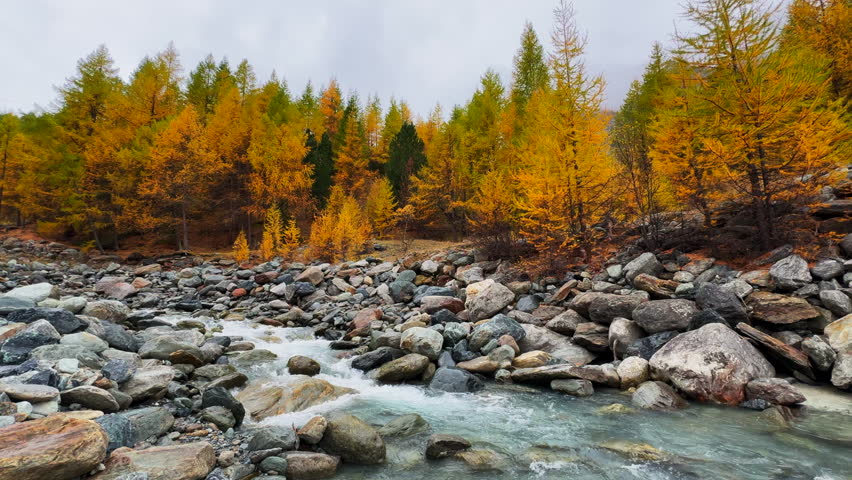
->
677, 0, 851, 249
511, 21, 550, 117
138, 106, 220, 250
319, 79, 343, 139
333, 105, 370, 197
365, 177, 397, 238
186, 54, 219, 120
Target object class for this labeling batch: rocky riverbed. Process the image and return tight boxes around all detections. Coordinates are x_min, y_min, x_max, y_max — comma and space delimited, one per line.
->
0, 235, 850, 480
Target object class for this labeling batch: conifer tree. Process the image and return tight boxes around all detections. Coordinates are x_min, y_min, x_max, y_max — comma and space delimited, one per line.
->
365, 177, 397, 238
386, 121, 427, 204
233, 230, 250, 263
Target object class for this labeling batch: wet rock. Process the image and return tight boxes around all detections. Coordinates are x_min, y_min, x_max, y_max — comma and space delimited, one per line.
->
298, 416, 328, 444
456, 356, 500, 374
201, 387, 245, 427
428, 366, 485, 394
259, 455, 288, 474
319, 414, 386, 465
121, 407, 174, 444
468, 314, 525, 352
511, 350, 552, 368
372, 353, 430, 384
236, 378, 355, 420
748, 291, 820, 325
650, 323, 775, 404
770, 255, 812, 291
284, 451, 339, 480
551, 378, 594, 396
831, 351, 851, 389
351, 347, 402, 371
120, 366, 174, 402
801, 335, 836, 371
517, 325, 594, 366
400, 327, 444, 360
287, 355, 321, 376
425, 434, 471, 459
631, 381, 688, 410
745, 378, 805, 405
510, 364, 575, 383
378, 413, 430, 437
94, 442, 215, 480
249, 428, 297, 452
632, 299, 698, 334
465, 279, 515, 321
617, 356, 650, 389
228, 349, 278, 367
201, 406, 235, 430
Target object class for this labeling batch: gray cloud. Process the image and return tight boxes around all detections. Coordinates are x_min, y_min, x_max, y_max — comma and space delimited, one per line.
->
0, 0, 685, 116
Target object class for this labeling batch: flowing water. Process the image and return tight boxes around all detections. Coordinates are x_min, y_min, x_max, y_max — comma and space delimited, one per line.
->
218, 321, 852, 480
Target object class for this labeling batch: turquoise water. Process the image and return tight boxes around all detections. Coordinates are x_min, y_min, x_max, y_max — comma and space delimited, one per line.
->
219, 322, 852, 480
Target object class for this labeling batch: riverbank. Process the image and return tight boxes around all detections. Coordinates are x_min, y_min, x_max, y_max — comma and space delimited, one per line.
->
0, 235, 849, 479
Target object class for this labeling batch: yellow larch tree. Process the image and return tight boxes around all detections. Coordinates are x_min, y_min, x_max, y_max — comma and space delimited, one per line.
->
308, 186, 371, 262
232, 230, 250, 263
365, 177, 397, 238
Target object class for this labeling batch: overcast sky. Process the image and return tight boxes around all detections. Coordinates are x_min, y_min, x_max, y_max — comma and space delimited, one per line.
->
0, 0, 685, 117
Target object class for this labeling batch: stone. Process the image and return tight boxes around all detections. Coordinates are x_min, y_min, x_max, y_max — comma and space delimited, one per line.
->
284, 451, 339, 480
288, 355, 321, 376
121, 407, 174, 443
201, 387, 245, 427
695, 283, 748, 325
631, 381, 688, 410
139, 336, 203, 362
0, 415, 107, 480
7, 307, 82, 334
812, 259, 844, 280
456, 356, 500, 374
745, 378, 805, 405
545, 310, 585, 335
297, 416, 328, 444
94, 442, 215, 480
467, 314, 524, 351
465, 280, 515, 321
633, 274, 679, 299
801, 335, 836, 372
820, 290, 852, 317
0, 383, 58, 402
200, 406, 235, 430
259, 455, 288, 474
0, 296, 35, 314
831, 351, 852, 389
737, 323, 815, 379
319, 414, 386, 465
120, 366, 175, 402
0, 319, 61, 363
650, 323, 775, 405
351, 347, 402, 371
377, 413, 430, 437
236, 378, 355, 420
83, 300, 130, 323
688, 310, 730, 330
95, 414, 133, 452
389, 280, 416, 303
632, 299, 698, 334
425, 434, 471, 459
102, 359, 137, 384
608, 318, 645, 357
624, 252, 663, 284
588, 294, 646, 324
346, 308, 382, 339
228, 349, 278, 367
60, 386, 119, 412
400, 327, 444, 360
824, 315, 852, 351
617, 356, 650, 389
296, 266, 325, 286
60, 332, 109, 353
372, 354, 430, 384
518, 325, 595, 366
624, 331, 679, 360
551, 378, 594, 396
421, 296, 465, 314
2, 283, 58, 304
511, 350, 552, 368
770, 255, 812, 291
248, 428, 298, 452
510, 364, 576, 383
571, 322, 609, 352
747, 291, 820, 324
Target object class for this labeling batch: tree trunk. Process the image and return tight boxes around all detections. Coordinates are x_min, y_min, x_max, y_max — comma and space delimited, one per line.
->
748, 164, 772, 250
0, 134, 8, 222
181, 202, 190, 251
88, 219, 105, 254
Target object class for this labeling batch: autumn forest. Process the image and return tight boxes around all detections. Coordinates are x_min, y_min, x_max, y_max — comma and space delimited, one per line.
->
0, 0, 850, 266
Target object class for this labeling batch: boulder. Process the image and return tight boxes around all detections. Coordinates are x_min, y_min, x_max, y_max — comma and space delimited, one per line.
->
745, 378, 805, 405
94, 442, 215, 480
617, 356, 650, 389
372, 354, 430, 384
120, 407, 175, 444
801, 335, 836, 371
2, 283, 58, 304
545, 310, 585, 335
695, 283, 748, 325
832, 351, 852, 389
425, 434, 471, 459
769, 255, 812, 291
60, 332, 109, 353
83, 300, 130, 323
0, 320, 61, 364
201, 387, 245, 427
820, 290, 852, 317
550, 378, 594, 396
7, 308, 82, 334
284, 451, 339, 480
296, 266, 324, 285
511, 350, 552, 369
824, 315, 852, 351
650, 323, 775, 405
421, 296, 465, 314
624, 331, 679, 360
518, 324, 595, 366
510, 364, 576, 383
633, 274, 678, 299
811, 259, 844, 280
588, 294, 646, 324
468, 314, 525, 352
60, 386, 120, 412
400, 327, 444, 360
747, 291, 820, 325
351, 347, 402, 371
237, 378, 355, 421
120, 366, 175, 402
0, 415, 107, 480
287, 355, 321, 376
631, 381, 688, 410
0, 383, 58, 402
378, 413, 430, 437
624, 253, 663, 284
248, 428, 297, 452
465, 280, 515, 321
319, 414, 385, 465
608, 318, 645, 357
631, 299, 698, 334
297, 416, 328, 445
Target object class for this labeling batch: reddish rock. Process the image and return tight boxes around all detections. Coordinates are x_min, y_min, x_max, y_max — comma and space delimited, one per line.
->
346, 308, 383, 339
231, 288, 247, 298
420, 296, 465, 314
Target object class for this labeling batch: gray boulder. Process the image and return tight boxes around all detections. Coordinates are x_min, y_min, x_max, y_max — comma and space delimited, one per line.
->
624, 253, 663, 284
319, 414, 385, 465
465, 280, 515, 321
588, 294, 647, 324
770, 255, 812, 291
695, 283, 748, 325
632, 381, 688, 410
429, 367, 484, 393
468, 314, 525, 352
632, 299, 698, 334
